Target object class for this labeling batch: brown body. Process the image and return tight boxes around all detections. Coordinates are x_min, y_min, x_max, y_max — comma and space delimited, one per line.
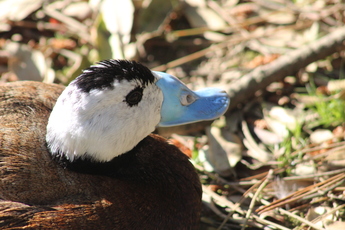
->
0, 81, 202, 229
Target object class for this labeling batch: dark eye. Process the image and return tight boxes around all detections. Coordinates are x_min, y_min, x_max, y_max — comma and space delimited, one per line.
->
125, 87, 143, 107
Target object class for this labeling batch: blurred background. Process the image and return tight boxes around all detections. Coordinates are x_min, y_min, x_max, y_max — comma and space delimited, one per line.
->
1, 0, 345, 229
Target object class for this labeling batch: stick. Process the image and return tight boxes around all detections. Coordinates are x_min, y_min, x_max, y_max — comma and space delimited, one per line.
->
227, 26, 345, 111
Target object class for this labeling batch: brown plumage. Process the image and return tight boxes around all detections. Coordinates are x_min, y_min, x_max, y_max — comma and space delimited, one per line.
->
0, 81, 202, 229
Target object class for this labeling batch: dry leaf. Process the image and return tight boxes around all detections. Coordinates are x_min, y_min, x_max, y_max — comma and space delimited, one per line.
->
205, 126, 242, 177
253, 126, 283, 145
293, 162, 317, 176
0, 0, 43, 21
184, 0, 227, 30
260, 10, 296, 25
96, 0, 134, 59
326, 221, 345, 230
5, 42, 52, 82
310, 129, 334, 144
62, 2, 92, 21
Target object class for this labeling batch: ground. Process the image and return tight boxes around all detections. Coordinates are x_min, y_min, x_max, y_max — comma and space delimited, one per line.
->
0, 0, 345, 229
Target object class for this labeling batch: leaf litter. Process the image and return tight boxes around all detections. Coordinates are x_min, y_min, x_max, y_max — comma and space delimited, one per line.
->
1, 0, 345, 229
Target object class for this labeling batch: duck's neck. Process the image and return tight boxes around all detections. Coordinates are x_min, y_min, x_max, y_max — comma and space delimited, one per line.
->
52, 134, 198, 184
52, 143, 139, 177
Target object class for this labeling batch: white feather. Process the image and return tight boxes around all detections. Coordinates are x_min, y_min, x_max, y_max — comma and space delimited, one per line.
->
46, 75, 163, 162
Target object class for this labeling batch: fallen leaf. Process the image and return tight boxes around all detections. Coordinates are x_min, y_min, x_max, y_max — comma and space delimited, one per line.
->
6, 42, 52, 82
205, 126, 242, 177
62, 2, 92, 21
96, 0, 134, 59
293, 162, 317, 176
253, 126, 283, 145
0, 0, 43, 21
260, 10, 296, 25
326, 221, 345, 230
310, 129, 334, 144
184, 1, 227, 30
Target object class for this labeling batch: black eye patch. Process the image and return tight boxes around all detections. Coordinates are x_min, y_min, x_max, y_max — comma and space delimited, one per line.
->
125, 87, 143, 107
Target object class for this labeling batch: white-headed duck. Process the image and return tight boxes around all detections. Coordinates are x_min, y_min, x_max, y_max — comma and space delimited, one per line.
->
0, 60, 229, 229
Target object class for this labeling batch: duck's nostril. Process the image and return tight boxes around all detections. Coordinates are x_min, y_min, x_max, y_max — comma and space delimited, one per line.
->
186, 94, 194, 104
180, 93, 197, 106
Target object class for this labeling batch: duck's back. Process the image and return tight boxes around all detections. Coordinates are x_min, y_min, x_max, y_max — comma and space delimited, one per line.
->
0, 81, 202, 229
0, 81, 71, 204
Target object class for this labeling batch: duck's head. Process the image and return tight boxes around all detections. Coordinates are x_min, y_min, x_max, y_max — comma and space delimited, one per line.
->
46, 60, 229, 162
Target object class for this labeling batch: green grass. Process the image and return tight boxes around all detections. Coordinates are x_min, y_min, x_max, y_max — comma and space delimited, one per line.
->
277, 121, 305, 174
305, 81, 345, 129
276, 77, 345, 173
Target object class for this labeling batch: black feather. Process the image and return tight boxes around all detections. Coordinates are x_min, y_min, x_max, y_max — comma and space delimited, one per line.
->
74, 60, 155, 93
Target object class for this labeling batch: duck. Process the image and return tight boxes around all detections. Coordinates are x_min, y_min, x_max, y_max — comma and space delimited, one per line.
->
0, 59, 229, 229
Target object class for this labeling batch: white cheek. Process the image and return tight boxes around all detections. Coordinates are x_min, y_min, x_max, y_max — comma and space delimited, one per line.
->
84, 83, 163, 161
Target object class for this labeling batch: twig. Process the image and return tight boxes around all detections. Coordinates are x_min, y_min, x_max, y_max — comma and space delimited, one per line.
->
255, 195, 324, 230
152, 39, 233, 72
203, 174, 294, 230
309, 204, 345, 227
290, 141, 345, 158
8, 20, 67, 32
152, 20, 313, 72
208, 199, 228, 219
282, 168, 345, 181
227, 26, 345, 111
241, 170, 273, 230
242, 120, 272, 163
256, 173, 345, 213
216, 182, 258, 230
252, 215, 291, 230
204, 183, 279, 230
194, 164, 248, 194
43, 6, 91, 43
202, 184, 245, 215
278, 208, 324, 230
